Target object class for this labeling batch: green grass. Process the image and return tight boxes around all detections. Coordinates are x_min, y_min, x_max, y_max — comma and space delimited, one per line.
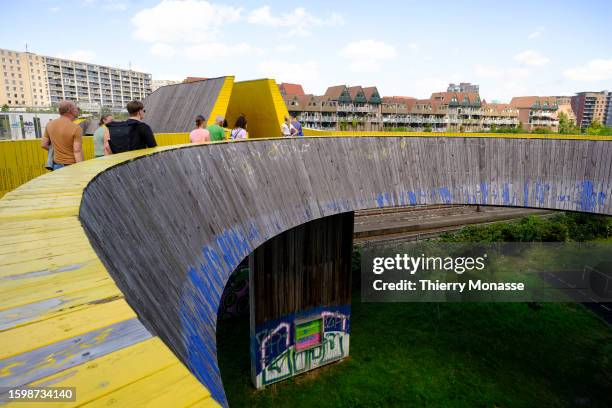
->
217, 293, 612, 407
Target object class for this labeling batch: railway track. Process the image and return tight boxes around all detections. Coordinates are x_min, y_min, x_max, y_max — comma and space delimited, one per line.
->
354, 205, 554, 243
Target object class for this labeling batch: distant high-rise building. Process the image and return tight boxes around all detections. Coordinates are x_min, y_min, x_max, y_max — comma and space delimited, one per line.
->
447, 82, 479, 94
571, 91, 611, 130
0, 47, 152, 109
606, 91, 612, 127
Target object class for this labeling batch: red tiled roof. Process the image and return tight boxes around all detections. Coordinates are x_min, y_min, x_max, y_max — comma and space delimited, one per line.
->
430, 91, 480, 105
324, 85, 348, 99
509, 96, 558, 109
363, 87, 379, 99
279, 83, 305, 96
347, 86, 364, 99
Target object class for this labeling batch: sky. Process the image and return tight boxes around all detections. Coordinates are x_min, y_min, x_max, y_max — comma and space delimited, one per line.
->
1, 0, 612, 102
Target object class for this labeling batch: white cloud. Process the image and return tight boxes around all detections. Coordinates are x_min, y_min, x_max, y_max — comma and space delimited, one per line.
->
132, 0, 242, 44
407, 43, 419, 51
55, 50, 96, 62
49, 6, 60, 12
247, 6, 344, 37
257, 60, 320, 86
340, 40, 397, 73
514, 50, 549, 67
564, 58, 612, 81
528, 27, 544, 39
149, 42, 261, 61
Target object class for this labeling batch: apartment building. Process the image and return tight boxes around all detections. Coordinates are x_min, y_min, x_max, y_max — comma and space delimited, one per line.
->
480, 103, 520, 129
0, 49, 49, 107
509, 96, 559, 130
447, 82, 479, 94
0, 47, 152, 109
282, 83, 524, 132
571, 91, 611, 130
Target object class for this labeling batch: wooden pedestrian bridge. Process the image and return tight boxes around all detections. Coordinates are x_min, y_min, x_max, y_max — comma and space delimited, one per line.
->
1, 79, 611, 407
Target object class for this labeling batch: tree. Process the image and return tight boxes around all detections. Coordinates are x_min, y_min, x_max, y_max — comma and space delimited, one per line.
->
1, 104, 8, 112
557, 111, 580, 135
423, 123, 432, 132
586, 120, 612, 136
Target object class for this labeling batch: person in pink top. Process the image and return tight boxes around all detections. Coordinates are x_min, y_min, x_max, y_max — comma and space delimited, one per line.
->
189, 115, 211, 143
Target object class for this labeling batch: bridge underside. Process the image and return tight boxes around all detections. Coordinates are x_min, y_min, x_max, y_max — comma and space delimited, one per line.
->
78, 136, 612, 405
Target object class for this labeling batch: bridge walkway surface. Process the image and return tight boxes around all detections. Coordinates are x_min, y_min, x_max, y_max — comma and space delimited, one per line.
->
0, 146, 217, 407
0, 133, 611, 407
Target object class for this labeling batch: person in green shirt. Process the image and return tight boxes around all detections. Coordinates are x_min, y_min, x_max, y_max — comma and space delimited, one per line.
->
93, 114, 113, 157
207, 115, 226, 141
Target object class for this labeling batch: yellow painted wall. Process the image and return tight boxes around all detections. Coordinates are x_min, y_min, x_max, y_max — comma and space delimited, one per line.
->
225, 79, 289, 139
0, 133, 189, 198
207, 76, 235, 127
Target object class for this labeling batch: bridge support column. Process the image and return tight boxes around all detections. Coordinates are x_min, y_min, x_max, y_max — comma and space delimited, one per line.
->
249, 212, 354, 388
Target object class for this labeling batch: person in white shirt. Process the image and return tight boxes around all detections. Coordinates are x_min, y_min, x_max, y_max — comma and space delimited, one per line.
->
281, 116, 296, 137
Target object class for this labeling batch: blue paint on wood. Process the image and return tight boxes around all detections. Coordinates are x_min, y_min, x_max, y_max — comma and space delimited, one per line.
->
407, 191, 417, 206
438, 187, 452, 204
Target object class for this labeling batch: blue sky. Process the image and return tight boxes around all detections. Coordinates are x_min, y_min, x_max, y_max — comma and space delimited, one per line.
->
1, 0, 612, 101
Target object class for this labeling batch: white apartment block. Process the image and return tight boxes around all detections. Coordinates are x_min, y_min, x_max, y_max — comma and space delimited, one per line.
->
0, 48, 152, 109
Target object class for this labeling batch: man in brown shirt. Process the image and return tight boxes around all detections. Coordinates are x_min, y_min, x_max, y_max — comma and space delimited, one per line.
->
41, 100, 83, 170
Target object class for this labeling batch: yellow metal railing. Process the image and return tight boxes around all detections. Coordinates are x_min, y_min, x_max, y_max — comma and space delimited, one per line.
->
0, 133, 189, 198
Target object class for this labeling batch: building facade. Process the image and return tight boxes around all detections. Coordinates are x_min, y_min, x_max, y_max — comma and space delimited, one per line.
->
509, 96, 559, 131
0, 49, 48, 107
0, 47, 152, 109
571, 91, 611, 130
447, 82, 479, 94
282, 83, 523, 132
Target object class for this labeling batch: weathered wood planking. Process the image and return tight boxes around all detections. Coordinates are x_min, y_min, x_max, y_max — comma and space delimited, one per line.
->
0, 146, 219, 407
143, 77, 232, 133
78, 136, 612, 405
250, 212, 353, 325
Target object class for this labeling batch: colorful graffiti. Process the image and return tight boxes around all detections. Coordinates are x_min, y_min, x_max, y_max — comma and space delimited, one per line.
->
251, 305, 350, 388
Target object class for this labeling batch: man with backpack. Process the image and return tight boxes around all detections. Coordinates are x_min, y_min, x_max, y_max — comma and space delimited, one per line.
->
106, 100, 157, 154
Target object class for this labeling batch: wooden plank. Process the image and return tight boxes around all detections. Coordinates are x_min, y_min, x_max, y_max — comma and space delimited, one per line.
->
6, 338, 189, 407
82, 363, 215, 408
0, 318, 151, 389
0, 298, 136, 360
0, 282, 122, 331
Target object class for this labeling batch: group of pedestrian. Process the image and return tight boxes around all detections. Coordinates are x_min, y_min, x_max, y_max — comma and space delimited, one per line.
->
189, 114, 249, 143
281, 115, 304, 137
42, 99, 157, 171
43, 99, 305, 171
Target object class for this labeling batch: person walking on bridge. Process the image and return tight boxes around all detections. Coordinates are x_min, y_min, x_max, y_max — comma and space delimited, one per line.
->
230, 115, 248, 140
207, 115, 226, 141
41, 100, 83, 170
106, 101, 157, 153
190, 115, 211, 143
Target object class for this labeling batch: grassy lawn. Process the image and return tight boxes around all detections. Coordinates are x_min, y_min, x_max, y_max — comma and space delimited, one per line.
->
217, 291, 612, 407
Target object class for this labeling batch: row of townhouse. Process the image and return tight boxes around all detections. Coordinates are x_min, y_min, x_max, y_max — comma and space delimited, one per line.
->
281, 83, 561, 132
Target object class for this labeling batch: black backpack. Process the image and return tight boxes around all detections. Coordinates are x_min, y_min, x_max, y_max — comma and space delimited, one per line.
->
107, 120, 140, 153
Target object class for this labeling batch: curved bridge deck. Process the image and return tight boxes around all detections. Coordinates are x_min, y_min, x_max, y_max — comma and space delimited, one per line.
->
1, 134, 611, 407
